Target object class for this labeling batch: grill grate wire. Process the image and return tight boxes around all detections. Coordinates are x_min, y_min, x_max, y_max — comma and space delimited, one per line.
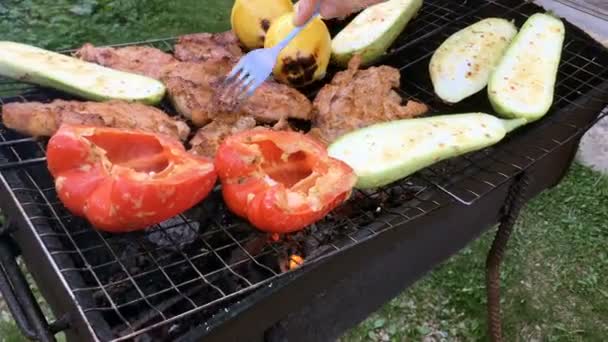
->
1, 0, 607, 340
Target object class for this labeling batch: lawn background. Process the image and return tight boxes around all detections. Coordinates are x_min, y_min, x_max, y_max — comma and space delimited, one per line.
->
1, 1, 606, 341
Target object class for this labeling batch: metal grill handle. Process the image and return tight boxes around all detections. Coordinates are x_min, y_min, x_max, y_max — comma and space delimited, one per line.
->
0, 223, 60, 342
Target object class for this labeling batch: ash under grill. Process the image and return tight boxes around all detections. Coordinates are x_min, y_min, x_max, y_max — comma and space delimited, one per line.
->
0, 0, 607, 341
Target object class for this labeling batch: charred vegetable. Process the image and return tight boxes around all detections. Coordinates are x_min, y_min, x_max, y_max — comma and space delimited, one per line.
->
214, 128, 357, 234
488, 13, 565, 122
429, 18, 518, 104
264, 12, 332, 87
0, 41, 166, 105
46, 125, 217, 233
230, 0, 294, 50
327, 113, 527, 189
331, 0, 423, 67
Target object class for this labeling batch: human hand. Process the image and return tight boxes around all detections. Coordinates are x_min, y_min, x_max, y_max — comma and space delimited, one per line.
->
293, 0, 386, 26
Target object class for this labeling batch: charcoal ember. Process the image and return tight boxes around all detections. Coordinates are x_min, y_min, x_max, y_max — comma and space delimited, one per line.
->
327, 204, 355, 220
124, 247, 153, 275
304, 224, 334, 248
196, 188, 223, 221
216, 271, 248, 292
329, 191, 374, 218
187, 197, 218, 226
91, 234, 152, 275
302, 233, 320, 254
286, 223, 341, 258
228, 235, 268, 264
217, 203, 241, 226
353, 189, 388, 212
92, 238, 160, 302
146, 218, 201, 251
384, 184, 424, 207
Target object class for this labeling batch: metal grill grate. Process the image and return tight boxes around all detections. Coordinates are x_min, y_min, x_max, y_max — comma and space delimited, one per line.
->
1, 0, 607, 340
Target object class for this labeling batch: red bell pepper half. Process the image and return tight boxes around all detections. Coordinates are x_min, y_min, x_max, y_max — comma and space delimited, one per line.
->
46, 124, 217, 233
214, 128, 357, 234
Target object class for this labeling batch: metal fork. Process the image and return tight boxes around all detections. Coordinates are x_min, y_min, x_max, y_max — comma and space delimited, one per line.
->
222, 3, 321, 101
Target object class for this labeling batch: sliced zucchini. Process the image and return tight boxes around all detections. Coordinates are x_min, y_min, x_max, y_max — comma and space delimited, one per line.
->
488, 13, 565, 122
429, 18, 518, 104
327, 113, 526, 189
0, 41, 166, 105
331, 0, 423, 67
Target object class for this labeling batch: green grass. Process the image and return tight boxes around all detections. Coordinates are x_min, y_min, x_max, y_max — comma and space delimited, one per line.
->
0, 0, 233, 50
1, 2, 607, 341
343, 163, 607, 341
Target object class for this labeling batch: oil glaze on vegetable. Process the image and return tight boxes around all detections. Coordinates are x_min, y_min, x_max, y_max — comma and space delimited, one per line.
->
429, 18, 518, 104
0, 41, 166, 104
488, 13, 565, 122
327, 113, 526, 189
331, 0, 423, 67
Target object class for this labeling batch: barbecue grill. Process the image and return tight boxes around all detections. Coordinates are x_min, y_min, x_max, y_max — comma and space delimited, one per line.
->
1, 0, 607, 341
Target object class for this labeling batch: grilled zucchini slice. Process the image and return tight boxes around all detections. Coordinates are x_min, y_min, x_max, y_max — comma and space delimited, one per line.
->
429, 18, 518, 104
0, 41, 166, 105
328, 113, 526, 189
487, 13, 565, 122
331, 0, 423, 67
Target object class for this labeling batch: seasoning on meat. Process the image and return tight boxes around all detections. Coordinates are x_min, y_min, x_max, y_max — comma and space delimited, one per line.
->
68, 35, 313, 159
74, 43, 178, 80
309, 55, 429, 144
188, 116, 257, 158
74, 37, 312, 128
174, 31, 243, 62
161, 59, 313, 127
238, 81, 313, 124
161, 59, 234, 126
1, 100, 190, 141
188, 115, 295, 159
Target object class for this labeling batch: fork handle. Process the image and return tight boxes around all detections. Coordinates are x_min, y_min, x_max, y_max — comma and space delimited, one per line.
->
274, 2, 322, 51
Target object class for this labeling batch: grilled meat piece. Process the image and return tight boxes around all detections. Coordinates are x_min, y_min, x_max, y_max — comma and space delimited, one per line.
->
1, 100, 190, 141
310, 55, 429, 144
174, 31, 243, 62
239, 82, 313, 124
74, 31, 241, 79
188, 116, 294, 158
189, 116, 257, 158
162, 60, 313, 127
74, 43, 178, 79
161, 60, 233, 126
74, 37, 311, 127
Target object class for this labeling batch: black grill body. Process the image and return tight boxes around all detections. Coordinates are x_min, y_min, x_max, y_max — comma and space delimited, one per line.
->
0, 0, 606, 341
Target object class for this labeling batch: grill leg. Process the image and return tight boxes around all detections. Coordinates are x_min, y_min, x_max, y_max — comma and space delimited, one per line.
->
485, 173, 530, 342
0, 220, 63, 342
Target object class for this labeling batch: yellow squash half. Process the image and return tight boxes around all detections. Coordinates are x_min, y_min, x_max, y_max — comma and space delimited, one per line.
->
264, 12, 331, 87
230, 0, 294, 50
